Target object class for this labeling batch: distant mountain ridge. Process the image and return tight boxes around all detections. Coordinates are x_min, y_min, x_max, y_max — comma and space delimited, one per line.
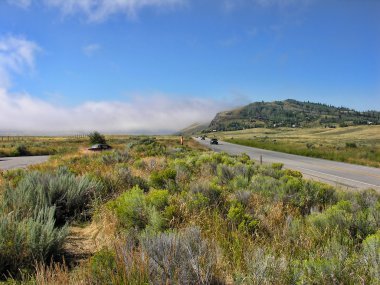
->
178, 99, 380, 134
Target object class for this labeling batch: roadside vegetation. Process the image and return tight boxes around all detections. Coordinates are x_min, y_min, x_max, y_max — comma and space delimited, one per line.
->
0, 135, 127, 157
0, 136, 379, 284
211, 125, 380, 168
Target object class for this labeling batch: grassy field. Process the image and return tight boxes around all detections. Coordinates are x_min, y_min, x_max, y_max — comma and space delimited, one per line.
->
0, 137, 84, 157
208, 125, 380, 168
0, 135, 141, 157
0, 135, 379, 284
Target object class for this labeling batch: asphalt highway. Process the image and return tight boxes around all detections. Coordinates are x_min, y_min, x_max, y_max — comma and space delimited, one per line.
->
195, 137, 380, 191
0, 156, 49, 170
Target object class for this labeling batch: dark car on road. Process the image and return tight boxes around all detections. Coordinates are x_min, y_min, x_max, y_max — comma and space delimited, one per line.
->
210, 138, 218, 145
88, 144, 112, 151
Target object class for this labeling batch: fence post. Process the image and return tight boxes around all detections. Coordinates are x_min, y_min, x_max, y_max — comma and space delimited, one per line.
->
260, 155, 263, 165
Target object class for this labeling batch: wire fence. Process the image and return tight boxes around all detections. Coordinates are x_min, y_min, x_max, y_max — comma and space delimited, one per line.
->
0, 134, 88, 142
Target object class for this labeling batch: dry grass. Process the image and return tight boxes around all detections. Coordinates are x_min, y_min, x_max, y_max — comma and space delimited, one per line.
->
213, 125, 380, 167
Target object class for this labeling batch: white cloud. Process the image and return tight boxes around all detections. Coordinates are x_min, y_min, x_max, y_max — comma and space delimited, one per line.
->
0, 35, 39, 88
7, 0, 32, 9
0, 90, 230, 134
10, 0, 186, 22
82, 43, 101, 56
0, 35, 229, 135
223, 0, 312, 11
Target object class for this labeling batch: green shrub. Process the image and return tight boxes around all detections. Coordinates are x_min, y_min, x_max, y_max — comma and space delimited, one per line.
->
190, 181, 222, 205
238, 153, 251, 164
88, 131, 107, 145
283, 169, 303, 178
257, 165, 282, 179
88, 249, 117, 285
128, 137, 166, 156
346, 142, 357, 148
251, 175, 281, 197
232, 175, 251, 190
149, 168, 177, 191
133, 159, 147, 170
297, 258, 346, 284
145, 206, 166, 233
308, 201, 353, 239
13, 144, 29, 156
271, 163, 284, 170
107, 186, 148, 230
146, 189, 169, 211
281, 179, 336, 215
362, 232, 380, 283
228, 202, 259, 234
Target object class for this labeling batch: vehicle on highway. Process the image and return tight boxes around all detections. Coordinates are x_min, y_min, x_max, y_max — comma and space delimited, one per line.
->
201, 136, 206, 140
210, 138, 218, 145
88, 144, 112, 151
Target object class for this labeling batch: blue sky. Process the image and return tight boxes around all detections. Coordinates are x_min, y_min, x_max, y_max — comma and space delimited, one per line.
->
0, 0, 379, 134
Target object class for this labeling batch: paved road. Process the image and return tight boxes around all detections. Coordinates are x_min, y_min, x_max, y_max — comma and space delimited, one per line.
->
195, 138, 380, 191
0, 156, 49, 170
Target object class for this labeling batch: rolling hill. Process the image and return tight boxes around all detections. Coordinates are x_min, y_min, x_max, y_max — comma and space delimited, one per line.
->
180, 99, 380, 134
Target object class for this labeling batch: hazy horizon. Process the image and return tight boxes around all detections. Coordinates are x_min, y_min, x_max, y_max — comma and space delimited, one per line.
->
1, 0, 379, 134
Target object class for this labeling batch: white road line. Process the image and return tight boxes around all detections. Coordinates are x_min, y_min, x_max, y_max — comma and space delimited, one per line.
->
293, 167, 380, 188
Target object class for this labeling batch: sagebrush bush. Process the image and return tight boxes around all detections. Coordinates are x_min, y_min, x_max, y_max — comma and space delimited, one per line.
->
101, 150, 129, 165
190, 181, 222, 205
3, 136, 380, 284
127, 137, 166, 156
149, 168, 177, 191
235, 248, 288, 285
141, 227, 217, 285
217, 164, 235, 184
362, 232, 380, 283
3, 167, 103, 224
233, 163, 255, 181
0, 207, 67, 276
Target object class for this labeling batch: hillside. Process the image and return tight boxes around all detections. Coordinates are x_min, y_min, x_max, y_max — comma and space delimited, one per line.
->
207, 99, 380, 132
176, 122, 209, 136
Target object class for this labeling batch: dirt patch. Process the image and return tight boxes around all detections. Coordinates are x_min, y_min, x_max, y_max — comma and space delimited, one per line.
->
63, 214, 116, 266
63, 224, 100, 264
